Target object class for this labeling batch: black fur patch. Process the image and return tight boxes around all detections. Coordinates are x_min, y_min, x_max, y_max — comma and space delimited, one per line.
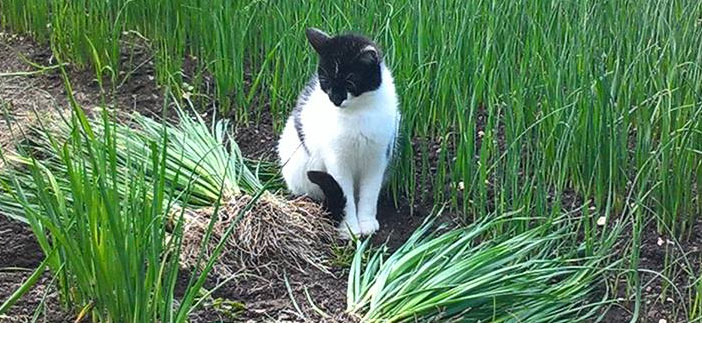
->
386, 139, 394, 159
292, 76, 318, 154
294, 114, 308, 154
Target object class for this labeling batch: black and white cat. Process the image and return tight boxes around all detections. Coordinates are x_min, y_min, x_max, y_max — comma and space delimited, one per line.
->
278, 28, 400, 237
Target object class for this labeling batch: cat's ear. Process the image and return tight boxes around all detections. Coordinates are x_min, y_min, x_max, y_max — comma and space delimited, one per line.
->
357, 45, 380, 65
306, 28, 331, 53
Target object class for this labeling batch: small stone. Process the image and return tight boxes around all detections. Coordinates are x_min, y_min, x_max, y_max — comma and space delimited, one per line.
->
596, 216, 606, 226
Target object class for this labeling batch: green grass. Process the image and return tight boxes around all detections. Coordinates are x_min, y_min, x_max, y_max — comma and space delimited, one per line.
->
347, 212, 620, 322
1, 0, 701, 321
32, 106, 267, 206
1, 109, 221, 322
0, 79, 272, 321
2, 0, 700, 223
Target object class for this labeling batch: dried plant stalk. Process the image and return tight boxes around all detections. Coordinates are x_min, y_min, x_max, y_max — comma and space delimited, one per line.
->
180, 192, 336, 278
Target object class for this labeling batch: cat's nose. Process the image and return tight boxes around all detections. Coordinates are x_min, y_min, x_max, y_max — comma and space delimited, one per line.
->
329, 92, 346, 107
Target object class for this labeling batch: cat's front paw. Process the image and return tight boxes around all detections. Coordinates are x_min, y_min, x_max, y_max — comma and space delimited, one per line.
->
358, 218, 380, 235
339, 219, 362, 239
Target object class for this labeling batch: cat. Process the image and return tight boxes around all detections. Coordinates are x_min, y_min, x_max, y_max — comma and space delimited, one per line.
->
277, 28, 400, 237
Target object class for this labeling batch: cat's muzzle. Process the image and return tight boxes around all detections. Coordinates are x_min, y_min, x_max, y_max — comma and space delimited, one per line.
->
329, 91, 347, 107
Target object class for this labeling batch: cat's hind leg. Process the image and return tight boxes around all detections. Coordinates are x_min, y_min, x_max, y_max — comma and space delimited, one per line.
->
278, 120, 325, 199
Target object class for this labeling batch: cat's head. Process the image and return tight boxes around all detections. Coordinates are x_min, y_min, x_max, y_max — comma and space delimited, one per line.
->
306, 28, 382, 107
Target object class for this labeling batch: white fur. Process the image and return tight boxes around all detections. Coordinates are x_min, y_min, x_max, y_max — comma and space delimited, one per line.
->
278, 64, 400, 237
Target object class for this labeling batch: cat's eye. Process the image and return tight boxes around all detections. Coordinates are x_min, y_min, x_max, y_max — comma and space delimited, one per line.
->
345, 78, 357, 92
318, 77, 330, 90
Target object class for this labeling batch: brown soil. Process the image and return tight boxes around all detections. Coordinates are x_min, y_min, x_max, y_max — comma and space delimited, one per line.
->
233, 115, 278, 162
601, 219, 702, 323
0, 214, 71, 323
1, 32, 699, 323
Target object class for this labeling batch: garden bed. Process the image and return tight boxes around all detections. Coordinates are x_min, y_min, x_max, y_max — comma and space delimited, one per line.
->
1, 33, 699, 323
0, 33, 435, 322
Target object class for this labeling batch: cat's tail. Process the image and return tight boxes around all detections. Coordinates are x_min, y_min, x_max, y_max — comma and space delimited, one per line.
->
307, 171, 346, 224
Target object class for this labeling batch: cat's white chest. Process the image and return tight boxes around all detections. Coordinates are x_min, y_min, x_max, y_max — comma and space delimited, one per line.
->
304, 90, 395, 149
